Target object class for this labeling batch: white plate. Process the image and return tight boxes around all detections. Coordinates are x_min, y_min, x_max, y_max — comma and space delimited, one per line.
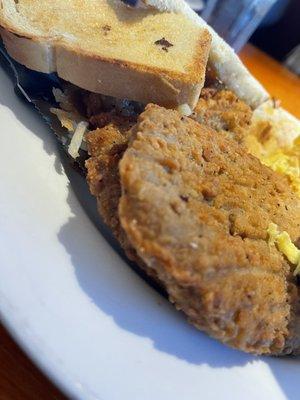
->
0, 65, 299, 400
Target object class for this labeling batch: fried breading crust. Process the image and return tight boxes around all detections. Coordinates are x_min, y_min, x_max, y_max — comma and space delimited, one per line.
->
86, 116, 136, 255
193, 89, 252, 142
85, 115, 160, 282
85, 94, 300, 355
118, 104, 300, 355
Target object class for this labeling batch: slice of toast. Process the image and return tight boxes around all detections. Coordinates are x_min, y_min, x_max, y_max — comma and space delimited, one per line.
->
0, 0, 211, 109
139, 0, 270, 109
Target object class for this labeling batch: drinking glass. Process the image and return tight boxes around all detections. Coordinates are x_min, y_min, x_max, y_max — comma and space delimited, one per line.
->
200, 0, 278, 52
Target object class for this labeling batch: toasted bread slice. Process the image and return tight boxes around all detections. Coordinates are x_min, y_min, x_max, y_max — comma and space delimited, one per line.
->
0, 0, 211, 109
137, 0, 270, 109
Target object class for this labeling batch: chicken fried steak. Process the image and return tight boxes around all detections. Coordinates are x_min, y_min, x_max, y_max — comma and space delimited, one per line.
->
119, 105, 300, 355
85, 97, 300, 355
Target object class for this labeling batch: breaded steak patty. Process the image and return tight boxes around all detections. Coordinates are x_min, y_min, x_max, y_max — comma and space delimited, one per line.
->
193, 88, 252, 141
118, 104, 300, 355
85, 115, 160, 282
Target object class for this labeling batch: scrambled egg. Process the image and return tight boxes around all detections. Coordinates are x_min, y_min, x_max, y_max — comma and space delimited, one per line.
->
245, 101, 300, 197
260, 137, 300, 197
267, 223, 300, 276
247, 103, 300, 275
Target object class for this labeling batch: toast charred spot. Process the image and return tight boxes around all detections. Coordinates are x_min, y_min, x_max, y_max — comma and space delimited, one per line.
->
0, 0, 212, 109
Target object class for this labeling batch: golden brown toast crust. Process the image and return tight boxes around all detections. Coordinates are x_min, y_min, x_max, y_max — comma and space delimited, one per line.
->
0, 23, 211, 84
0, 0, 211, 108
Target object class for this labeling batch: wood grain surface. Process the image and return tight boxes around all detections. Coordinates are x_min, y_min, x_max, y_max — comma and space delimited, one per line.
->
0, 325, 67, 400
0, 44, 299, 400
240, 44, 300, 118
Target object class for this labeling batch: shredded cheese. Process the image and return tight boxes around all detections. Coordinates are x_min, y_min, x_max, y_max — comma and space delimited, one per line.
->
50, 108, 79, 132
53, 88, 66, 104
267, 223, 300, 275
68, 121, 89, 159
52, 88, 75, 112
177, 103, 192, 116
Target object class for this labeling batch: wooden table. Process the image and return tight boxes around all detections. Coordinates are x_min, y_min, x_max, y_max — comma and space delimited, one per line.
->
0, 324, 67, 400
240, 44, 300, 118
0, 44, 299, 400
